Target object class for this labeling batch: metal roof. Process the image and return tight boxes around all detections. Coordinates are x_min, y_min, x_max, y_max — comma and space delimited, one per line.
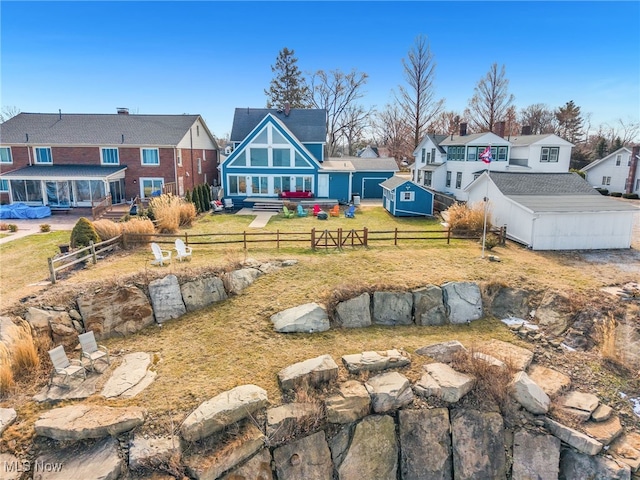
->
0, 164, 127, 179
488, 172, 599, 196
507, 194, 639, 213
230, 108, 326, 143
0, 113, 200, 146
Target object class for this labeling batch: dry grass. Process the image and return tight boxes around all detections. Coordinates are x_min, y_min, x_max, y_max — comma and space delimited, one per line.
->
446, 201, 492, 234
92, 219, 123, 241
10, 320, 39, 376
179, 202, 197, 227
0, 345, 14, 397
150, 194, 183, 233
121, 217, 155, 245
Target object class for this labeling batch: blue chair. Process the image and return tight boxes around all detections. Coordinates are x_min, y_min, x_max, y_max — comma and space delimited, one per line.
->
345, 205, 355, 218
296, 205, 308, 217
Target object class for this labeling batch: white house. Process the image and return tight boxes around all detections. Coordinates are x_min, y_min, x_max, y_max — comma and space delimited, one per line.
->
582, 147, 640, 195
466, 171, 637, 250
411, 124, 573, 201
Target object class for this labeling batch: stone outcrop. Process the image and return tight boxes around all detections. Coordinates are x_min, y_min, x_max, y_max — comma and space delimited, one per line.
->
0, 408, 17, 435
270, 303, 330, 333
558, 390, 600, 422
560, 449, 631, 479
148, 275, 186, 324
277, 354, 339, 392
512, 430, 560, 480
526, 363, 571, 397
101, 352, 156, 399
365, 371, 414, 413
221, 448, 273, 480
417, 363, 475, 403
266, 402, 323, 445
372, 291, 413, 326
477, 339, 534, 371
442, 282, 483, 324
222, 268, 262, 295
413, 285, 447, 326
180, 384, 268, 442
129, 435, 181, 472
341, 349, 410, 373
510, 371, 550, 414
535, 291, 571, 336
26, 308, 76, 347
325, 380, 370, 424
583, 416, 624, 445
334, 293, 371, 328
415, 340, 467, 363
490, 287, 530, 319
544, 418, 603, 455
272, 431, 333, 480
180, 276, 227, 312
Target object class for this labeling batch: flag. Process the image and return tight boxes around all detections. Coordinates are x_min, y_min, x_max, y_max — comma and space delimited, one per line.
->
480, 146, 492, 164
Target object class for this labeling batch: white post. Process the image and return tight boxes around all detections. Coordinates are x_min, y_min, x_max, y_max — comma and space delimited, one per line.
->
481, 154, 491, 258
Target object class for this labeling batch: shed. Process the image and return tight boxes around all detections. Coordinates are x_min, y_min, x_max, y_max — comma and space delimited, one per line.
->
466, 171, 638, 250
380, 177, 434, 217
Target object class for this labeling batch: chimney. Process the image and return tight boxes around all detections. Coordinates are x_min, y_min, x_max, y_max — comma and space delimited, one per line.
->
117, 107, 129, 115
495, 121, 506, 138
459, 122, 467, 136
59, 109, 62, 120
521, 125, 532, 135
284, 102, 291, 117
625, 146, 639, 194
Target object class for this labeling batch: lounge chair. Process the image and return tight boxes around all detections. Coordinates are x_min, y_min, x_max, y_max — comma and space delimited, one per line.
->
223, 198, 234, 211
329, 205, 340, 217
174, 238, 193, 261
151, 242, 172, 266
296, 205, 308, 217
312, 204, 321, 216
345, 205, 356, 218
78, 331, 110, 371
282, 206, 295, 218
48, 345, 86, 388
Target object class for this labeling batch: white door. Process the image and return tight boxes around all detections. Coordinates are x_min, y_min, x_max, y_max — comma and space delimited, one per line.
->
318, 174, 329, 197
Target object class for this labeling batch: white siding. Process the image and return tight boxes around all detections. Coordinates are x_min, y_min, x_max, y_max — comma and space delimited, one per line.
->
177, 118, 218, 150
584, 153, 636, 194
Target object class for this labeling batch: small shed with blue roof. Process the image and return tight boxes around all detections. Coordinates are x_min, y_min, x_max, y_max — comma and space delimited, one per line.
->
380, 177, 434, 217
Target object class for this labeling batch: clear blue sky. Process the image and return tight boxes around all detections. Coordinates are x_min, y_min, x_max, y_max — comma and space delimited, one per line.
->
2, 1, 639, 139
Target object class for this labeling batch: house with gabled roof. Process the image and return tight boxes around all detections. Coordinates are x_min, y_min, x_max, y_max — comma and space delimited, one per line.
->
0, 109, 219, 207
466, 171, 637, 250
582, 147, 640, 196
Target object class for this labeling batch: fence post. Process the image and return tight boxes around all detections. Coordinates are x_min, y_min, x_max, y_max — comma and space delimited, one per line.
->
447, 228, 451, 244
185, 232, 189, 245
243, 231, 247, 250
394, 227, 398, 246
122, 232, 128, 250
363, 227, 368, 247
48, 257, 56, 284
277, 229, 280, 249
338, 228, 342, 249
90, 240, 97, 264
311, 228, 316, 250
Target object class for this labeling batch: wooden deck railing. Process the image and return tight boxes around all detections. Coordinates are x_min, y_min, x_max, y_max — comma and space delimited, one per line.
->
91, 195, 112, 220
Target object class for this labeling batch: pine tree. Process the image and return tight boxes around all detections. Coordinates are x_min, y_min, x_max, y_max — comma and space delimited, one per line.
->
555, 100, 583, 143
265, 47, 312, 109
185, 189, 192, 203
192, 186, 202, 213
202, 184, 211, 211
595, 138, 608, 159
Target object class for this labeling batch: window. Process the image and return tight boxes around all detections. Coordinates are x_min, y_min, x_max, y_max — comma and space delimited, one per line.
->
431, 148, 436, 162
628, 156, 632, 167
250, 148, 268, 167
447, 146, 465, 161
141, 178, 163, 198
272, 129, 287, 144
497, 146, 507, 161
424, 171, 432, 187
251, 176, 268, 194
229, 150, 246, 167
273, 148, 291, 167
467, 147, 477, 161
177, 150, 182, 166
636, 179, 640, 192
196, 125, 200, 136
295, 176, 312, 192
228, 175, 247, 195
541, 147, 559, 162
615, 154, 621, 166
0, 179, 8, 192
421, 149, 426, 164
253, 129, 268, 144
274, 176, 291, 194
602, 176, 611, 186
10, 179, 43, 202
294, 151, 308, 167
101, 148, 119, 165
141, 148, 159, 165
400, 191, 414, 202
197, 158, 202, 174
446, 171, 451, 188
426, 152, 431, 163
455, 172, 462, 189
0, 147, 12, 164
34, 147, 52, 164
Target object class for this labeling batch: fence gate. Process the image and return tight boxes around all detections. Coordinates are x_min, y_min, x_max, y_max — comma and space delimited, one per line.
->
311, 228, 367, 250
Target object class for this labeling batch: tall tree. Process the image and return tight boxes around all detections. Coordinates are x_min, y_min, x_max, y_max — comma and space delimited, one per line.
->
429, 111, 462, 136
310, 69, 369, 157
466, 63, 515, 132
555, 100, 583, 143
519, 103, 556, 134
340, 104, 373, 156
264, 48, 311, 109
396, 34, 444, 148
0, 106, 20, 123
373, 103, 414, 164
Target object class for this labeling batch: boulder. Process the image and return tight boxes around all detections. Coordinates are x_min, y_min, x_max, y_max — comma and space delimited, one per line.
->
26, 309, 76, 347
490, 287, 530, 319
557, 390, 600, 422
476, 339, 534, 371
35, 404, 146, 442
271, 303, 330, 333
272, 431, 333, 480
325, 380, 370, 424
129, 435, 181, 471
511, 430, 560, 480
472, 351, 506, 369
334, 293, 371, 328
451, 409, 506, 480
266, 402, 324, 445
0, 408, 17, 435
77, 285, 154, 340
526, 363, 571, 397
23, 309, 52, 340
415, 340, 467, 363
328, 424, 351, 469
180, 277, 227, 312
341, 349, 411, 374
222, 268, 262, 295
101, 352, 156, 399
364, 371, 414, 413
535, 291, 571, 336
418, 363, 475, 403
148, 275, 186, 324
412, 286, 447, 326
610, 432, 640, 472
34, 437, 123, 480
612, 323, 640, 372
180, 384, 268, 442
338, 415, 398, 480
220, 448, 273, 480
560, 449, 630, 480
0, 452, 21, 480
398, 408, 452, 480
441, 282, 483, 324
510, 371, 550, 414
591, 403, 613, 422
372, 291, 413, 326
583, 415, 624, 445
277, 354, 339, 392
544, 418, 603, 455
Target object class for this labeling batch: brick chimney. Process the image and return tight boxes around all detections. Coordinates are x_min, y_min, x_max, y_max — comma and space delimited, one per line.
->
459, 122, 467, 136
494, 121, 506, 138
284, 102, 291, 117
521, 125, 532, 135
625, 146, 639, 194
117, 108, 129, 115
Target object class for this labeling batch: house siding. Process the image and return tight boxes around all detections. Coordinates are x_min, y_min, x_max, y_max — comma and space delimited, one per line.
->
352, 171, 395, 199
327, 173, 350, 202
584, 151, 637, 194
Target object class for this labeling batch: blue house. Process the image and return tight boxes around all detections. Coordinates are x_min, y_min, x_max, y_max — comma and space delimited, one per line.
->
220, 107, 397, 204
380, 177, 434, 217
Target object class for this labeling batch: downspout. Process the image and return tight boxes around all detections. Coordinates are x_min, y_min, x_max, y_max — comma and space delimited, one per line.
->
173, 147, 178, 196
348, 171, 353, 202
190, 128, 195, 190
530, 216, 537, 250
26, 133, 32, 166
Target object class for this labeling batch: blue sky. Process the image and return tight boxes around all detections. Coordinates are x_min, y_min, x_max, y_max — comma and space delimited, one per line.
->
1, 1, 638, 139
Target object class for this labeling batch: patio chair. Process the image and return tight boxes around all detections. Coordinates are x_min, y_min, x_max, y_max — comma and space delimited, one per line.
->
78, 331, 110, 371
223, 198, 234, 211
282, 206, 295, 218
329, 205, 340, 217
174, 238, 193, 261
312, 204, 321, 216
48, 345, 86, 388
296, 205, 308, 217
345, 205, 356, 218
151, 242, 172, 266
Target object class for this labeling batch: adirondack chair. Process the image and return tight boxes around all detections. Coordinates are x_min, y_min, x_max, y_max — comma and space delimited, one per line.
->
312, 204, 321, 216
174, 238, 193, 261
329, 205, 340, 217
282, 206, 295, 218
296, 205, 308, 217
151, 242, 172, 266
345, 205, 356, 218
223, 198, 234, 211
48, 345, 86, 388
78, 331, 110, 371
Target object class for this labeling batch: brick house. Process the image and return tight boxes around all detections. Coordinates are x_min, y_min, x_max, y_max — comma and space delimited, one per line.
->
0, 109, 219, 207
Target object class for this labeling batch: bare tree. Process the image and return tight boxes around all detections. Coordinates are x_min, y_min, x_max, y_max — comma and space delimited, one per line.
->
310, 69, 369, 157
373, 103, 414, 164
602, 118, 640, 146
0, 106, 20, 123
340, 104, 373, 156
519, 103, 556, 134
429, 111, 462, 136
466, 63, 515, 132
396, 34, 444, 148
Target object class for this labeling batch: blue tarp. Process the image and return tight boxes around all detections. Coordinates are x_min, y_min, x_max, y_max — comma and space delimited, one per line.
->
0, 203, 51, 219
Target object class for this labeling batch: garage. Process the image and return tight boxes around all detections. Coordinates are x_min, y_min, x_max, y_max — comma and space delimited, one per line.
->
350, 158, 398, 200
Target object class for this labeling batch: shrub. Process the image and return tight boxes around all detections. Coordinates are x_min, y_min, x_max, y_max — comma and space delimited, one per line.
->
70, 217, 100, 248
622, 193, 639, 200
0, 223, 8, 231
121, 217, 155, 246
11, 319, 39, 375
482, 233, 501, 251
446, 202, 492, 235
93, 219, 123, 241
179, 202, 197, 227
192, 187, 202, 214
149, 194, 182, 233
595, 188, 609, 196
40, 224, 51, 233
0, 344, 14, 398
201, 184, 211, 212
7, 224, 18, 232
570, 168, 586, 179
610, 192, 623, 197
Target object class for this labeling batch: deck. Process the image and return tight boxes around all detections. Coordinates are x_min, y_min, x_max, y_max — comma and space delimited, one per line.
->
244, 197, 340, 211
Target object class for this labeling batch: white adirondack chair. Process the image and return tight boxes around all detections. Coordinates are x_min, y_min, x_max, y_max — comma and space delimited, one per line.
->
78, 331, 110, 371
48, 345, 86, 388
174, 238, 193, 262
223, 198, 234, 211
151, 242, 171, 266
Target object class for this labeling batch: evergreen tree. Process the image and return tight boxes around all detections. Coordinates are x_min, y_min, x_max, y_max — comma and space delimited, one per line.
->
185, 189, 192, 203
613, 137, 623, 151
192, 186, 202, 213
595, 138, 608, 159
265, 47, 312, 109
555, 100, 583, 143
202, 184, 211, 211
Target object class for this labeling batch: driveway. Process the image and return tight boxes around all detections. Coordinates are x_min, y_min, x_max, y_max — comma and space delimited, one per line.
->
0, 213, 83, 245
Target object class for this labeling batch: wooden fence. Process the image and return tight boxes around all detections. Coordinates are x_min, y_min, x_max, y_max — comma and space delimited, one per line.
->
47, 235, 122, 284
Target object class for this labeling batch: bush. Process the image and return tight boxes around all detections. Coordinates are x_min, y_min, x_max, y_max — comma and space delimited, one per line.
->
70, 217, 100, 248
7, 224, 18, 232
610, 192, 623, 197
0, 344, 14, 397
11, 319, 39, 376
179, 202, 197, 227
0, 223, 8, 231
595, 188, 609, 196
40, 224, 51, 233
446, 202, 492, 235
121, 217, 155, 246
622, 193, 639, 200
482, 233, 501, 251
149, 194, 182, 233
93, 219, 123, 241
